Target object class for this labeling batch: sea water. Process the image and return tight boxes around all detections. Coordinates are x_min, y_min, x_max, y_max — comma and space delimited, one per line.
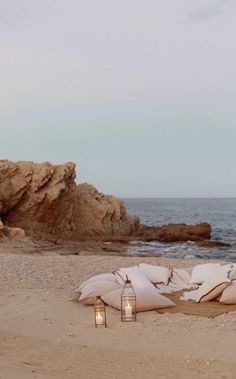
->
123, 198, 236, 262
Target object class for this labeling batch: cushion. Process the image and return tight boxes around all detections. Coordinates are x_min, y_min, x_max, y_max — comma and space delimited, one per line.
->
220, 285, 236, 304
181, 266, 193, 276
102, 287, 175, 312
196, 272, 230, 303
156, 267, 197, 294
114, 267, 154, 289
190, 263, 232, 284
229, 269, 236, 281
139, 263, 171, 285
181, 289, 199, 301
78, 273, 117, 292
114, 266, 139, 285
79, 280, 120, 304
171, 268, 191, 287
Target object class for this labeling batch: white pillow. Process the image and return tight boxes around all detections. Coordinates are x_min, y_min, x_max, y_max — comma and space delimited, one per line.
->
139, 263, 171, 285
114, 266, 139, 285
114, 267, 154, 289
156, 268, 196, 294
181, 289, 199, 302
171, 268, 193, 288
190, 263, 232, 284
102, 287, 175, 312
220, 285, 236, 304
181, 266, 193, 277
78, 273, 117, 291
196, 273, 230, 303
229, 269, 236, 281
79, 280, 120, 304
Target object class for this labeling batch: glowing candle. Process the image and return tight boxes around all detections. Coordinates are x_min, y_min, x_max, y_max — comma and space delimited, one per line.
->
125, 302, 132, 318
96, 312, 103, 325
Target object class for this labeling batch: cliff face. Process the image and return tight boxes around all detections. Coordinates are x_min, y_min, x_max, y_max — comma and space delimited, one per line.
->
0, 160, 139, 239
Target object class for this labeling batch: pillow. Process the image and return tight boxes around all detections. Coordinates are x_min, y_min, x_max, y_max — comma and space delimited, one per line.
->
79, 280, 120, 304
102, 287, 175, 312
114, 267, 154, 289
220, 285, 236, 304
190, 263, 232, 284
181, 266, 193, 277
196, 273, 230, 303
156, 283, 178, 294
139, 263, 171, 285
180, 289, 199, 302
114, 266, 139, 285
78, 273, 117, 292
171, 268, 191, 287
229, 269, 236, 281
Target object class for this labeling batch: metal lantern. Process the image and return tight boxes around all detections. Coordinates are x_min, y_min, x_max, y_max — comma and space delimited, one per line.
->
121, 276, 136, 322
94, 296, 107, 328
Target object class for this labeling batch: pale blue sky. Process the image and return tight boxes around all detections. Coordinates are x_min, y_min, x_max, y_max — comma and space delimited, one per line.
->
0, 0, 236, 197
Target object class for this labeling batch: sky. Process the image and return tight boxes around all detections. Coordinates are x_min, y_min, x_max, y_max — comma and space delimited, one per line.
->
0, 0, 236, 197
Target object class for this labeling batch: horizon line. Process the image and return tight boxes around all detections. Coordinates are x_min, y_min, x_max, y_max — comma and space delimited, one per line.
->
121, 196, 236, 199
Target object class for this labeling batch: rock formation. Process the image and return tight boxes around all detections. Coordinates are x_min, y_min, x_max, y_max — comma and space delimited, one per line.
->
0, 160, 139, 239
0, 217, 25, 240
137, 223, 212, 242
0, 160, 212, 243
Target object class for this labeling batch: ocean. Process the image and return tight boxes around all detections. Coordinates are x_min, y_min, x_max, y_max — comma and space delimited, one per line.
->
123, 198, 236, 262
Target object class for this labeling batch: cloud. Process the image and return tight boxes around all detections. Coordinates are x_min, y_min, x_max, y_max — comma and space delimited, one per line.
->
185, 0, 233, 23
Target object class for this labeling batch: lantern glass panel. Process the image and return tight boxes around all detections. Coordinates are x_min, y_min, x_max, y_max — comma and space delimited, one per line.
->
121, 277, 136, 322
94, 296, 107, 328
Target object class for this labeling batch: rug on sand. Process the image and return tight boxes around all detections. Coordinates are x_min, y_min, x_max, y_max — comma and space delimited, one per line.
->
157, 291, 236, 318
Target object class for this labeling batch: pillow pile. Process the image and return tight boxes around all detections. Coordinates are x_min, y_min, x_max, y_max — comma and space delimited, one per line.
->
76, 261, 236, 310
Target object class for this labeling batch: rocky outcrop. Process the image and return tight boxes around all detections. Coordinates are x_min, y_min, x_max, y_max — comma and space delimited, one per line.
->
0, 160, 212, 243
137, 223, 212, 242
73, 184, 139, 237
0, 217, 25, 240
0, 160, 139, 239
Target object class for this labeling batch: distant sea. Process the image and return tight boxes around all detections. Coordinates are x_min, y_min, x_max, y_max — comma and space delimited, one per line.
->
123, 198, 236, 262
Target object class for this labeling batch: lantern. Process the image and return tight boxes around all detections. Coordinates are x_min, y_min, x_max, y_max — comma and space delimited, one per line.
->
121, 276, 136, 322
94, 296, 107, 328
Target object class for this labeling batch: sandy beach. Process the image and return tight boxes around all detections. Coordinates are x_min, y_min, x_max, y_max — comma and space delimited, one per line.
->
1, 244, 236, 379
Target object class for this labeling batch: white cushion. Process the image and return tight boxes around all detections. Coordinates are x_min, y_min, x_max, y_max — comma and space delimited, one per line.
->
139, 263, 171, 285
171, 268, 192, 287
114, 267, 154, 289
229, 269, 236, 281
181, 266, 193, 276
79, 280, 120, 304
156, 267, 197, 294
196, 272, 230, 303
102, 287, 175, 312
220, 285, 236, 304
114, 266, 139, 285
78, 273, 117, 291
181, 289, 199, 301
190, 264, 232, 284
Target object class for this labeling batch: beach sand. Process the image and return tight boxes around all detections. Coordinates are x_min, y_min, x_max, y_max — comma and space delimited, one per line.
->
0, 245, 236, 379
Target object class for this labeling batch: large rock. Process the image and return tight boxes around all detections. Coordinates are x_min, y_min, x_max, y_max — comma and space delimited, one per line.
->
0, 160, 212, 243
73, 184, 139, 237
137, 223, 212, 242
0, 217, 25, 240
0, 160, 139, 239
